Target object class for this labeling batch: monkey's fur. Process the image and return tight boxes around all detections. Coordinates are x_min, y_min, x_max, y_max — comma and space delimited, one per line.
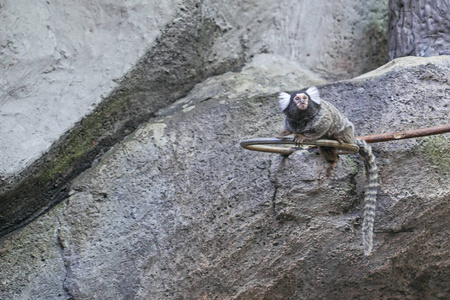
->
278, 86, 378, 256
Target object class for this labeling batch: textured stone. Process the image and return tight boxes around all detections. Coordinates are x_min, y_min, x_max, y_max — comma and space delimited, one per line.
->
388, 0, 450, 60
0, 0, 248, 235
0, 0, 389, 237
202, 0, 389, 80
0, 0, 388, 179
0, 0, 182, 178
0, 56, 448, 299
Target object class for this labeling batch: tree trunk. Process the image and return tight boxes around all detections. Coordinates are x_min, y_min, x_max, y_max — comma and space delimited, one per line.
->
388, 0, 450, 60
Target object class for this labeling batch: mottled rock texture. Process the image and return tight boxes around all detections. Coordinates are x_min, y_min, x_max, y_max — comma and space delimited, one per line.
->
0, 0, 182, 178
388, 0, 450, 60
1, 0, 388, 178
1, 56, 449, 299
0, 0, 388, 237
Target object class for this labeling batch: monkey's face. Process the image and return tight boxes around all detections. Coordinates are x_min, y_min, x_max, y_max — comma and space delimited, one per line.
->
292, 93, 309, 110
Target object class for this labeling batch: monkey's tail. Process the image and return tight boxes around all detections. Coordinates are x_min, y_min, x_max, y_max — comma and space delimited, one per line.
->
355, 139, 378, 256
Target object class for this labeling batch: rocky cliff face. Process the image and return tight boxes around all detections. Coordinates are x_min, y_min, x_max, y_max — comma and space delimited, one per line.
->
2, 1, 449, 299
0, 0, 388, 238
1, 0, 388, 178
0, 56, 448, 299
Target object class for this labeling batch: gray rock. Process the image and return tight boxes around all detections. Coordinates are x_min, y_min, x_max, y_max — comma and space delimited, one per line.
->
0, 0, 233, 236
1, 56, 448, 299
0, 0, 183, 178
0, 0, 388, 179
0, 0, 389, 237
388, 0, 450, 60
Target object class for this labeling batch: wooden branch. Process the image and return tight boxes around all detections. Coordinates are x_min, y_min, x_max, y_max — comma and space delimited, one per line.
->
240, 124, 450, 155
356, 124, 450, 143
240, 138, 359, 155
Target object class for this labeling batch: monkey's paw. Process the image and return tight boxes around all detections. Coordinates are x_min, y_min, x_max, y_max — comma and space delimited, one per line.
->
293, 134, 306, 146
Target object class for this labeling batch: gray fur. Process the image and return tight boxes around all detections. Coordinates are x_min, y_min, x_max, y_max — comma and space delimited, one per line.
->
355, 139, 378, 256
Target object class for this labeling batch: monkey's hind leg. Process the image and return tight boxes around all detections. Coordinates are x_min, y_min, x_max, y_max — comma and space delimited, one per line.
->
326, 158, 339, 178
319, 146, 339, 178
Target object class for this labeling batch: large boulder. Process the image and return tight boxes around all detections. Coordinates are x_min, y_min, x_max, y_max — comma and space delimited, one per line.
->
0, 56, 448, 299
0, 0, 388, 178
0, 0, 389, 236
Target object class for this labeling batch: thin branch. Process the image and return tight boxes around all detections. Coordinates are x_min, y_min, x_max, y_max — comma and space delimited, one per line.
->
240, 124, 450, 155
356, 124, 450, 143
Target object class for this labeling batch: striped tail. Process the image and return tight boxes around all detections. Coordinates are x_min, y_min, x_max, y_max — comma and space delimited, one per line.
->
355, 139, 378, 256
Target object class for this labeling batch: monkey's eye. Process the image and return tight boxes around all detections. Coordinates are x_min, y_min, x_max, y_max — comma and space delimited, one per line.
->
294, 96, 300, 100
303, 96, 307, 100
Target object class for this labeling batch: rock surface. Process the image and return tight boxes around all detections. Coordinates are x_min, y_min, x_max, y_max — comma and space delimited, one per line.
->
0, 0, 182, 178
0, 0, 389, 236
0, 56, 448, 299
0, 0, 388, 178
388, 0, 450, 60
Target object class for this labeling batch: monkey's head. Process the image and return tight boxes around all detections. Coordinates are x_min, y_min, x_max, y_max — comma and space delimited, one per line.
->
279, 86, 322, 112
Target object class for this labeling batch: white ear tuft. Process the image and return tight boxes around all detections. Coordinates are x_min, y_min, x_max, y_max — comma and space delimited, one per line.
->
306, 86, 321, 105
278, 92, 291, 111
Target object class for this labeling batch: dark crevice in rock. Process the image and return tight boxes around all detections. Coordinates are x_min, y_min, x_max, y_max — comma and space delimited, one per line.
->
272, 177, 278, 218
56, 216, 76, 300
271, 185, 279, 220
267, 158, 279, 219
57, 228, 74, 300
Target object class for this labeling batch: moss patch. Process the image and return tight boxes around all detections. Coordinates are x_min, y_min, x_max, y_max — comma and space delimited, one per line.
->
418, 135, 450, 174
41, 94, 131, 181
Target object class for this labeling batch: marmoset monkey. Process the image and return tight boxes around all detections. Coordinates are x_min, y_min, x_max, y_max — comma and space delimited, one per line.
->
278, 86, 378, 256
